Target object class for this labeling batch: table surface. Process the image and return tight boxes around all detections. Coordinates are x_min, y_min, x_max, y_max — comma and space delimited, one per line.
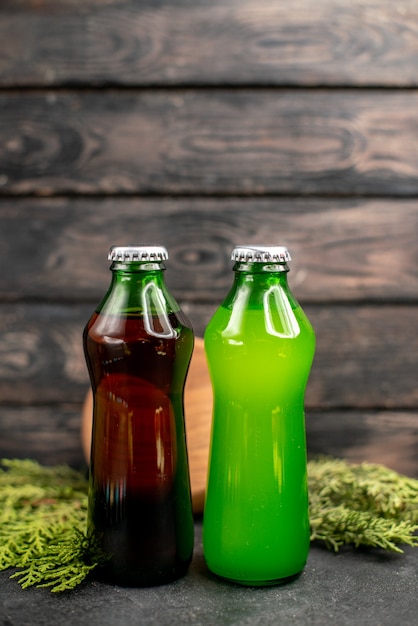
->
0, 522, 417, 626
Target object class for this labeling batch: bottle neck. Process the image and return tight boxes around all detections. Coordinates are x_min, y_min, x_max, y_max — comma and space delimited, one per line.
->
109, 261, 167, 287
97, 261, 174, 316
233, 261, 289, 275
232, 261, 290, 289
110, 260, 166, 273
223, 262, 294, 311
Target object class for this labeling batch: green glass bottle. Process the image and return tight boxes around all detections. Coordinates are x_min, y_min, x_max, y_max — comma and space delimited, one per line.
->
203, 245, 315, 586
83, 245, 194, 586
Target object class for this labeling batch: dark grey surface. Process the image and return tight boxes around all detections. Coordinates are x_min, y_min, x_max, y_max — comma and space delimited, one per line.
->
0, 524, 417, 626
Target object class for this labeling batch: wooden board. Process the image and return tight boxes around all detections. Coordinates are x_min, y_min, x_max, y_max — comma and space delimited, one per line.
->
0, 197, 417, 303
306, 410, 418, 480
1, 1, 418, 87
1, 90, 418, 195
0, 303, 417, 410
0, 405, 84, 468
1, 404, 417, 481
0, 0, 417, 493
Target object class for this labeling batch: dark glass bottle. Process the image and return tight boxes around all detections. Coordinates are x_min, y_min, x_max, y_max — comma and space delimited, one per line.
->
203, 245, 315, 585
83, 245, 194, 586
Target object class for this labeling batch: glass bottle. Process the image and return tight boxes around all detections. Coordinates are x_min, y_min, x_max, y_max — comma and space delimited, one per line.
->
83, 245, 194, 586
203, 245, 315, 586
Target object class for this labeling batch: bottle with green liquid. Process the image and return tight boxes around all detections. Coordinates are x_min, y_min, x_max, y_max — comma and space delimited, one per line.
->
203, 245, 315, 586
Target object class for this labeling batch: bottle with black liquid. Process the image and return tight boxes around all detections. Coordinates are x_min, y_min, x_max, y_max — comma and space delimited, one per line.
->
83, 245, 194, 586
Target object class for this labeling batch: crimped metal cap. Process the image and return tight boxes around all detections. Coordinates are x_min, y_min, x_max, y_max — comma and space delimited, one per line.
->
231, 245, 291, 263
108, 245, 168, 262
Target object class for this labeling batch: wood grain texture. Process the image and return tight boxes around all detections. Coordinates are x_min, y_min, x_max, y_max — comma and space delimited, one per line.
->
0, 303, 89, 405
1, 197, 417, 303
0, 405, 84, 468
306, 411, 418, 479
1, 90, 418, 195
1, 0, 417, 474
0, 405, 417, 479
0, 303, 417, 410
1, 1, 418, 87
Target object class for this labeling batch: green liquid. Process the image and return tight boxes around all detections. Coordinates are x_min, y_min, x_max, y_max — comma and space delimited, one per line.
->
203, 300, 315, 585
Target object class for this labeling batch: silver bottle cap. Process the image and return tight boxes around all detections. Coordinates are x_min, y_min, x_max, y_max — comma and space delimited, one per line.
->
108, 245, 169, 262
231, 245, 291, 263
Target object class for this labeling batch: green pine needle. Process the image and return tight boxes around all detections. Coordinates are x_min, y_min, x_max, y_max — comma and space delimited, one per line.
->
0, 457, 417, 592
308, 457, 418, 552
0, 459, 96, 592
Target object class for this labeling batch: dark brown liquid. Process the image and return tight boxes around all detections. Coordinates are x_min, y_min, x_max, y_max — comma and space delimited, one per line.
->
83, 311, 194, 586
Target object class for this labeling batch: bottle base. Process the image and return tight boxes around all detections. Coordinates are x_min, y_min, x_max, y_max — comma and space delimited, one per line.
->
93, 560, 191, 588
211, 569, 303, 587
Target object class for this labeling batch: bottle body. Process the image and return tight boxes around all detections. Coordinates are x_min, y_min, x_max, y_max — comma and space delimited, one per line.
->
203, 251, 315, 585
83, 250, 194, 586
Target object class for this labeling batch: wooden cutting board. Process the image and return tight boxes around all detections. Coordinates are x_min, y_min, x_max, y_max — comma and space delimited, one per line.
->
81, 337, 212, 514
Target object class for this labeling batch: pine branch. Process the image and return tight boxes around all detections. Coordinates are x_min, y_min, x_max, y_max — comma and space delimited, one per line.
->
308, 457, 418, 552
0, 459, 94, 592
0, 457, 418, 592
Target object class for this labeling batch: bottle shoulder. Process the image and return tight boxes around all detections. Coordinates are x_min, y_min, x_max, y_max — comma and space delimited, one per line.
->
205, 303, 314, 343
95, 272, 186, 319
206, 280, 314, 344
85, 309, 193, 343
85, 274, 193, 341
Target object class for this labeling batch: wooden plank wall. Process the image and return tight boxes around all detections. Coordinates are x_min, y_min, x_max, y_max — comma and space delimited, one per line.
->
1, 0, 418, 475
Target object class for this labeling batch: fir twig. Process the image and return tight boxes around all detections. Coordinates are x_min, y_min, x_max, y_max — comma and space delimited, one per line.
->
0, 459, 98, 592
308, 457, 418, 552
0, 457, 418, 592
